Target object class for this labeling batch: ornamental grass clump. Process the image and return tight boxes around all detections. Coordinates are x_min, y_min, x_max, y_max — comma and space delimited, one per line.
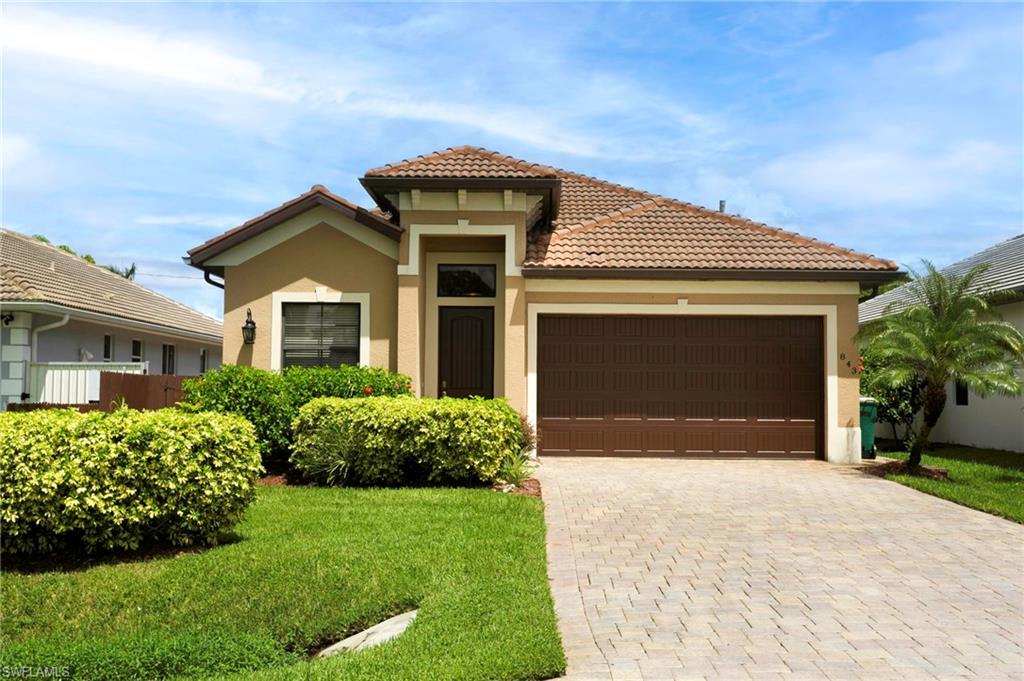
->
0, 407, 261, 556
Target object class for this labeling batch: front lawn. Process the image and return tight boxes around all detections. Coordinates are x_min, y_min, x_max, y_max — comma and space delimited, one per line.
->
1, 486, 565, 681
882, 443, 1024, 523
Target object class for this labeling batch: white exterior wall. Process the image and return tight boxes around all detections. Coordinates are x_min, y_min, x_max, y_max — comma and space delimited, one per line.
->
0, 311, 33, 410
927, 300, 1024, 453
33, 317, 221, 376
1, 311, 221, 409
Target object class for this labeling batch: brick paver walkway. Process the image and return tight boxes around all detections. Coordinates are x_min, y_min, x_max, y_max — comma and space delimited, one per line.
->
538, 458, 1024, 681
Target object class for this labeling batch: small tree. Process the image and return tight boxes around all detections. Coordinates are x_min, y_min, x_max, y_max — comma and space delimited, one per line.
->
861, 346, 923, 444
860, 262, 1024, 470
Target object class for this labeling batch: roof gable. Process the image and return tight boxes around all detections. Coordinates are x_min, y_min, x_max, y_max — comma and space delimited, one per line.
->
1, 229, 222, 339
187, 185, 402, 268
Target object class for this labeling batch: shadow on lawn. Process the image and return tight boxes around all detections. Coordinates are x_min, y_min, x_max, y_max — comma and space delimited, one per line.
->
876, 439, 1024, 471
1, 531, 245, 575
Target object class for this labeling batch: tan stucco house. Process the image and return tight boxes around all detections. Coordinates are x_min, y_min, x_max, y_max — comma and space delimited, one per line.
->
187, 146, 901, 463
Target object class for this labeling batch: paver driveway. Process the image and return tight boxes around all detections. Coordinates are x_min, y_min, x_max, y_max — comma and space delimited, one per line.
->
538, 458, 1024, 681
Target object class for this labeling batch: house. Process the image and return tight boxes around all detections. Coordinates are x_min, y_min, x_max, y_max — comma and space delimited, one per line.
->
187, 146, 901, 463
1, 228, 222, 409
860, 234, 1024, 452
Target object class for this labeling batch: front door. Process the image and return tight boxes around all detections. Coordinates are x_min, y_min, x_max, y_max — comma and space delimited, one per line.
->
439, 306, 494, 398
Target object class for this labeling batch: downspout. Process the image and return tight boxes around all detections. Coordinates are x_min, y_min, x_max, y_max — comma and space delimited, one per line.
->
204, 271, 225, 289
26, 314, 70, 400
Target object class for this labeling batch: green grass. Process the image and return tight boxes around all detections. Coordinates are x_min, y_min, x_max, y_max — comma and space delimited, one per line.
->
0, 486, 565, 681
883, 443, 1024, 523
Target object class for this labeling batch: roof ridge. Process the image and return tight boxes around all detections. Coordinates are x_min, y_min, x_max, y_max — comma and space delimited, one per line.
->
365, 145, 560, 178
656, 196, 899, 270
551, 167, 655, 201
549, 198, 664, 242
3, 228, 223, 326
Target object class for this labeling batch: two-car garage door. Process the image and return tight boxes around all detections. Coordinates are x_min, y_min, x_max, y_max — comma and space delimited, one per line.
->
537, 315, 824, 458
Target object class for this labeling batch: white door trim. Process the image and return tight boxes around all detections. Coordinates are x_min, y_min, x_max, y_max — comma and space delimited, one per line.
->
399, 221, 519, 277
270, 288, 370, 370
526, 299, 854, 464
424, 252, 505, 397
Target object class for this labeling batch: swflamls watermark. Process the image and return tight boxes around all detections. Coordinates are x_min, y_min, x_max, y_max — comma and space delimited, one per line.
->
0, 667, 71, 678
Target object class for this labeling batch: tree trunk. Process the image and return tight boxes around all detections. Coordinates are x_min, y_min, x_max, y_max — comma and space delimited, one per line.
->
908, 381, 947, 471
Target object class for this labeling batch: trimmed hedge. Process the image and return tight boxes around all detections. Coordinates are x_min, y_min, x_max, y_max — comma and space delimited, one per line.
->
0, 408, 261, 556
181, 365, 412, 466
291, 396, 524, 486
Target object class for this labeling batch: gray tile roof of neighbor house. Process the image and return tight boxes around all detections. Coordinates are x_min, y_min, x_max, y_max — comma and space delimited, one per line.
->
859, 233, 1024, 323
1, 228, 222, 340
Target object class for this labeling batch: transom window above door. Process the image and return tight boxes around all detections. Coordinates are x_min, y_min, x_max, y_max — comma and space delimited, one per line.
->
282, 302, 360, 368
437, 264, 496, 298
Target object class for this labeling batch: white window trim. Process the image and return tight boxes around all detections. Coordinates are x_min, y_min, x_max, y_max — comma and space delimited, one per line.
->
526, 299, 860, 465
399, 220, 519, 277
270, 289, 371, 371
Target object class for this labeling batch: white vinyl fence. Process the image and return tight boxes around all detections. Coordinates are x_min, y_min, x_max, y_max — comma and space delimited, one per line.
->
27, 362, 149, 404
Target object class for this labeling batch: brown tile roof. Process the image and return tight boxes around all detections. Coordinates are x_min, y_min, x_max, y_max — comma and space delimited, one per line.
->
188, 185, 400, 264
365, 145, 560, 178
527, 198, 895, 271
1, 229, 222, 339
364, 145, 896, 273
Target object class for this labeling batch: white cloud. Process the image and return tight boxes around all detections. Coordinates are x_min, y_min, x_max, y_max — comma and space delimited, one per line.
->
1, 11, 300, 101
757, 139, 1012, 206
1, 134, 34, 171
136, 214, 243, 229
687, 170, 793, 226
1, 8, 727, 163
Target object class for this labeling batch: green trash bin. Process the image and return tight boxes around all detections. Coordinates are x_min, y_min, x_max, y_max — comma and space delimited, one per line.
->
859, 397, 878, 459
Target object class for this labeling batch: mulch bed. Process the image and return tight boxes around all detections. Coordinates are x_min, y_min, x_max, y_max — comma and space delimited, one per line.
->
492, 478, 542, 498
509, 478, 541, 498
860, 458, 950, 481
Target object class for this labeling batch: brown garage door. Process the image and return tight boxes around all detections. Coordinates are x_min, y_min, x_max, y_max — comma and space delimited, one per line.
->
537, 315, 824, 458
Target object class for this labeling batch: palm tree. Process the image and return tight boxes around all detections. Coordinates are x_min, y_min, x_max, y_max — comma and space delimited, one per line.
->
104, 262, 137, 280
860, 262, 1024, 471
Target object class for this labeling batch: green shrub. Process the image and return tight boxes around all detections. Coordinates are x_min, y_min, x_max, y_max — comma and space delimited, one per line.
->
0, 408, 261, 556
291, 396, 523, 486
181, 365, 291, 463
861, 346, 924, 443
182, 365, 412, 467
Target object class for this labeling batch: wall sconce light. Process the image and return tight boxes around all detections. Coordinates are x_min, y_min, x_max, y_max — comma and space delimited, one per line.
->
241, 308, 257, 345
1, 313, 13, 326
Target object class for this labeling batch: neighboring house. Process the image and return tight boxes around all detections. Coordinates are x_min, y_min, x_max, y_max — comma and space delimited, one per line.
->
187, 146, 901, 463
860, 234, 1024, 452
1, 228, 222, 409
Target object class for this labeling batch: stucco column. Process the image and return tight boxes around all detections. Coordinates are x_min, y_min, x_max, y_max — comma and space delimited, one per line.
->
504, 276, 526, 414
397, 275, 422, 395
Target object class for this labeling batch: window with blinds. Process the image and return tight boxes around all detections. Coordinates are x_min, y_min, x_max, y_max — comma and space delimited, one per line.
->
282, 303, 360, 368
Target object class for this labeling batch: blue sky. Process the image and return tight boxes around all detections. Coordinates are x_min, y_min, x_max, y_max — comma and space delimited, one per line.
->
3, 2, 1021, 319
